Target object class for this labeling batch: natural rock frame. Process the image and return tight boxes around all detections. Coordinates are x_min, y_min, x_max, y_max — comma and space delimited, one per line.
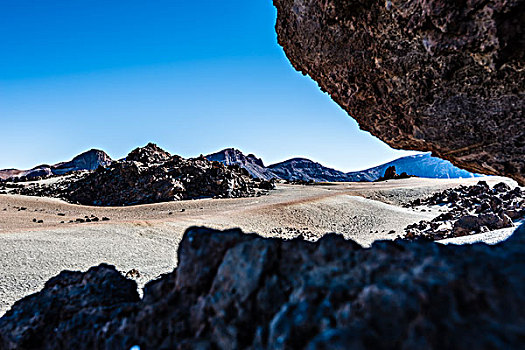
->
274, 0, 524, 184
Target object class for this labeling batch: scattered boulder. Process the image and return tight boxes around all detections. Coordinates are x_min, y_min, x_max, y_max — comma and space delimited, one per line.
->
453, 214, 506, 236
257, 179, 275, 190
404, 181, 523, 240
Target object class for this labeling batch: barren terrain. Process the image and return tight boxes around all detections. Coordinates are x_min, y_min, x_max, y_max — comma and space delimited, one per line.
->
0, 176, 517, 315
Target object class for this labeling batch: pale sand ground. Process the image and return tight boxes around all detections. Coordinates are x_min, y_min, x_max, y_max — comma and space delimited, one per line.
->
0, 176, 518, 315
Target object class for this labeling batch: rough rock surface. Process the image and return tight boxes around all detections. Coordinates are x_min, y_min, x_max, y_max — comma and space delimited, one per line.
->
404, 181, 524, 240
1, 226, 525, 349
274, 0, 525, 184
14, 143, 272, 206
0, 264, 139, 349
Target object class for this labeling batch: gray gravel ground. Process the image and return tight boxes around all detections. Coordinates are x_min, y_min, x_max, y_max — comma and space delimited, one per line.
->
0, 223, 181, 315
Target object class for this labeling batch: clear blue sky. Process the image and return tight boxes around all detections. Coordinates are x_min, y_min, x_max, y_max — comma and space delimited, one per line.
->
0, 0, 416, 171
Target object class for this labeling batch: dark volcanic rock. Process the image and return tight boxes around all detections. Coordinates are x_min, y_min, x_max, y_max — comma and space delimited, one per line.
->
1, 226, 525, 349
14, 143, 268, 206
375, 165, 412, 182
126, 142, 172, 164
404, 181, 524, 240
0, 264, 139, 349
274, 0, 524, 184
453, 213, 510, 236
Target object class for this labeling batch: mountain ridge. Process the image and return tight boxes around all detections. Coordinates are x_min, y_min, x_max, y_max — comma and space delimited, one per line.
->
1, 147, 479, 182
206, 148, 479, 182
0, 149, 112, 181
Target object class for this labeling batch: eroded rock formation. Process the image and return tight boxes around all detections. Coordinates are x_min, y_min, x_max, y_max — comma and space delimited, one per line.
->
1, 226, 524, 349
12, 143, 273, 206
274, 0, 524, 184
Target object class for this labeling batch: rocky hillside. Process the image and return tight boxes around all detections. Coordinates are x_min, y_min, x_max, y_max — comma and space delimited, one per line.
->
206, 148, 275, 180
268, 157, 350, 182
1, 225, 524, 349
52, 149, 112, 175
0, 149, 112, 181
13, 143, 272, 206
3, 147, 478, 184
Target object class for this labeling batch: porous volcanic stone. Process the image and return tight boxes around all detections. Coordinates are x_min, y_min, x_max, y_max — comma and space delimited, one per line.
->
274, 0, 524, 184
1, 226, 524, 349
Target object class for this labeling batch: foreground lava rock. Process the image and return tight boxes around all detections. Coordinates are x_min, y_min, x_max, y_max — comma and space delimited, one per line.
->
274, 0, 524, 184
1, 226, 524, 349
13, 143, 273, 206
404, 181, 524, 240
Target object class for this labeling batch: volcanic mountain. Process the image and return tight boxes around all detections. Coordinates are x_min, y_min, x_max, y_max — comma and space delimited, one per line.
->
205, 148, 275, 181
0, 149, 112, 181
2, 147, 478, 184
206, 149, 478, 182
345, 153, 479, 182
268, 158, 349, 182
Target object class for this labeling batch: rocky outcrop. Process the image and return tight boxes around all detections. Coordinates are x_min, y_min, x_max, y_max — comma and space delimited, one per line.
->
374, 165, 412, 182
274, 0, 524, 184
404, 181, 524, 240
14, 144, 272, 206
1, 226, 525, 349
125, 142, 172, 164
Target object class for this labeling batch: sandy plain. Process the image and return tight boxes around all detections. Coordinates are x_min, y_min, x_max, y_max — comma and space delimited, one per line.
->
0, 176, 518, 315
